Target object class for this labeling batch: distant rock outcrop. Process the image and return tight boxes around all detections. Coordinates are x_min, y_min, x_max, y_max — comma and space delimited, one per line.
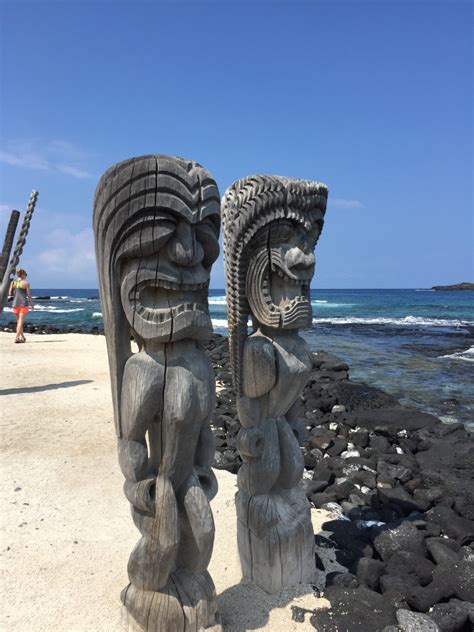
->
432, 282, 474, 291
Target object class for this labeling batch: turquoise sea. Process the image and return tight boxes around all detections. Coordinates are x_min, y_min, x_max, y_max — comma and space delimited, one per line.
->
3, 288, 473, 428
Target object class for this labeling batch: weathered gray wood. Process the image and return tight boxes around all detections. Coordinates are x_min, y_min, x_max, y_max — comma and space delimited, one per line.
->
222, 175, 328, 594
0, 191, 38, 316
94, 155, 221, 631
0, 210, 20, 284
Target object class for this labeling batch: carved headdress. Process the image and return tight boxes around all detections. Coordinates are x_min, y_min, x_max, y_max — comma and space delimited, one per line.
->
222, 175, 328, 393
93, 155, 220, 437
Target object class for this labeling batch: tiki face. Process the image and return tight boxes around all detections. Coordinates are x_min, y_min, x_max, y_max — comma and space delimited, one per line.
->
119, 211, 219, 341
246, 220, 319, 330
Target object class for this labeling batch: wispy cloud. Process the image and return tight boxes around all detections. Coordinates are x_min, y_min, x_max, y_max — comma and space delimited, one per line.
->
331, 198, 365, 209
38, 227, 96, 278
0, 140, 94, 179
57, 165, 92, 179
0, 150, 50, 171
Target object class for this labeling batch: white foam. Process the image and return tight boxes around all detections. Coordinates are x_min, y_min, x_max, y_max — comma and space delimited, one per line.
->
32, 305, 84, 313
211, 318, 229, 328
439, 415, 461, 424
208, 296, 227, 305
92, 312, 103, 319
312, 302, 356, 308
50, 295, 70, 300
439, 345, 474, 362
312, 315, 472, 328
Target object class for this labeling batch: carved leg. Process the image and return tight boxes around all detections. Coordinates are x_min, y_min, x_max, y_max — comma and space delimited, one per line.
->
123, 473, 220, 631
235, 418, 315, 593
120, 356, 220, 631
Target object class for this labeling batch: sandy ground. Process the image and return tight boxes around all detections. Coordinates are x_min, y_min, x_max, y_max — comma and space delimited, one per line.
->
0, 333, 336, 631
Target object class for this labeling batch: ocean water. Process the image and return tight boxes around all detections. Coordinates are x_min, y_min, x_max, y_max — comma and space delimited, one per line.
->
3, 288, 473, 428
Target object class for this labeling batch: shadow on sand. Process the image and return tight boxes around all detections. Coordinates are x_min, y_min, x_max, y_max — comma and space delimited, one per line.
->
216, 577, 321, 631
0, 380, 93, 396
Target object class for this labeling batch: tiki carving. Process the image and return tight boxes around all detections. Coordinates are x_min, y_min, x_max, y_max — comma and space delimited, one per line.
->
94, 155, 221, 631
0, 190, 38, 315
222, 175, 328, 593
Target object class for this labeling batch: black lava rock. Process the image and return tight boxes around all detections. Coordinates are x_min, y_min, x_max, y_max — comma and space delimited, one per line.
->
326, 571, 359, 588
396, 609, 440, 631
429, 601, 469, 632
374, 522, 427, 561
351, 557, 386, 590
386, 551, 435, 586
311, 586, 396, 631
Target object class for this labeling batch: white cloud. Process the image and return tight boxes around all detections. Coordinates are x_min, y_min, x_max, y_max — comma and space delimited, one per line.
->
0, 140, 94, 179
57, 165, 92, 179
331, 198, 365, 209
0, 149, 50, 171
38, 228, 96, 279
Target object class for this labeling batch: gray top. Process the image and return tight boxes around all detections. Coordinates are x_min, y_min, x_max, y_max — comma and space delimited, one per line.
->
12, 281, 28, 307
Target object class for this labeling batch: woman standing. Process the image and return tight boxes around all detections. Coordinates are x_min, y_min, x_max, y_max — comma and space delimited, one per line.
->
8, 269, 34, 343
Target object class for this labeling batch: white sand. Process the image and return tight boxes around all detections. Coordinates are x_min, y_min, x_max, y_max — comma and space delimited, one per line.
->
0, 333, 336, 631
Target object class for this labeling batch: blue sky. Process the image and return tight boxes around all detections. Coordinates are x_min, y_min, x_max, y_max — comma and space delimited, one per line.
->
1, 0, 472, 289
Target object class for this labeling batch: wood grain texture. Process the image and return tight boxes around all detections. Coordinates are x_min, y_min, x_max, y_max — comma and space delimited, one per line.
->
94, 155, 221, 631
0, 210, 20, 285
0, 191, 38, 315
222, 175, 328, 594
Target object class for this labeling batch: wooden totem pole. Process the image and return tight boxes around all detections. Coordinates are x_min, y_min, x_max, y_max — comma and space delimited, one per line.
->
0, 210, 20, 283
0, 190, 39, 316
222, 175, 328, 593
94, 155, 221, 631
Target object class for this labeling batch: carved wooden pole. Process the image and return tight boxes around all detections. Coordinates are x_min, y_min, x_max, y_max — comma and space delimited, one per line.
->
94, 155, 221, 631
0, 210, 20, 284
222, 175, 328, 593
0, 190, 38, 315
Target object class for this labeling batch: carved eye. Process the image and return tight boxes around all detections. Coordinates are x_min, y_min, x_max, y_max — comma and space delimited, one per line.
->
270, 221, 294, 242
196, 219, 219, 266
143, 219, 176, 255
117, 218, 176, 259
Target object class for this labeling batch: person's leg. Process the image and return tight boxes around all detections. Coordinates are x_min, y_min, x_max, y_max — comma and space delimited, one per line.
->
14, 312, 20, 341
18, 312, 26, 342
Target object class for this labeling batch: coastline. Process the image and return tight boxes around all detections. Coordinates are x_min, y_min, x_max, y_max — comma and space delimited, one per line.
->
1, 331, 473, 630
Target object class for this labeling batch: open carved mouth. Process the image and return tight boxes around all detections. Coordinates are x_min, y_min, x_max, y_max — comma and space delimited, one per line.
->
129, 279, 209, 324
246, 247, 313, 330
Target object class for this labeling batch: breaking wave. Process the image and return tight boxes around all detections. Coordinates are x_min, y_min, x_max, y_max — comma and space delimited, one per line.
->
311, 316, 472, 328
439, 345, 474, 362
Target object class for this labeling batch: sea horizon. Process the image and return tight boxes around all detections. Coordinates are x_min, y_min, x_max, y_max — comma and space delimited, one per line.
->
2, 288, 473, 430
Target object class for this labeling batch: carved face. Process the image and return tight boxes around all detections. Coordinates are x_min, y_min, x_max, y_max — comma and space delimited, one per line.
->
246, 220, 318, 330
118, 211, 219, 342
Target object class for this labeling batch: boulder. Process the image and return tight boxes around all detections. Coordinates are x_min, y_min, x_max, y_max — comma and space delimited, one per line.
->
386, 551, 435, 586
351, 557, 386, 590
429, 602, 469, 632
311, 586, 396, 631
396, 609, 440, 631
426, 506, 474, 545
374, 522, 426, 561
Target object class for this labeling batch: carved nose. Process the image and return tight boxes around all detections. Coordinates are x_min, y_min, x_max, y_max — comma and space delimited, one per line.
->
167, 221, 203, 267
285, 247, 315, 271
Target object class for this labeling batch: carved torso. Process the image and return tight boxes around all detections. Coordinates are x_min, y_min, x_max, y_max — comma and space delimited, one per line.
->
239, 330, 311, 420
265, 333, 311, 417
122, 340, 215, 489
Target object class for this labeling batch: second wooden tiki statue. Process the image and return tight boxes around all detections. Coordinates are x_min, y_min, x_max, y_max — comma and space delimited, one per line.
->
222, 175, 328, 593
94, 155, 221, 631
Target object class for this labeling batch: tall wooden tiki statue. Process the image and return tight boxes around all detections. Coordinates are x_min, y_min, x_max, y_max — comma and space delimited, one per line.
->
222, 175, 328, 593
94, 155, 221, 631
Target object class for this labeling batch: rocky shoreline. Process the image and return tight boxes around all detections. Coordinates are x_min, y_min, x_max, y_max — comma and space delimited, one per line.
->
4, 323, 473, 631
208, 334, 474, 632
